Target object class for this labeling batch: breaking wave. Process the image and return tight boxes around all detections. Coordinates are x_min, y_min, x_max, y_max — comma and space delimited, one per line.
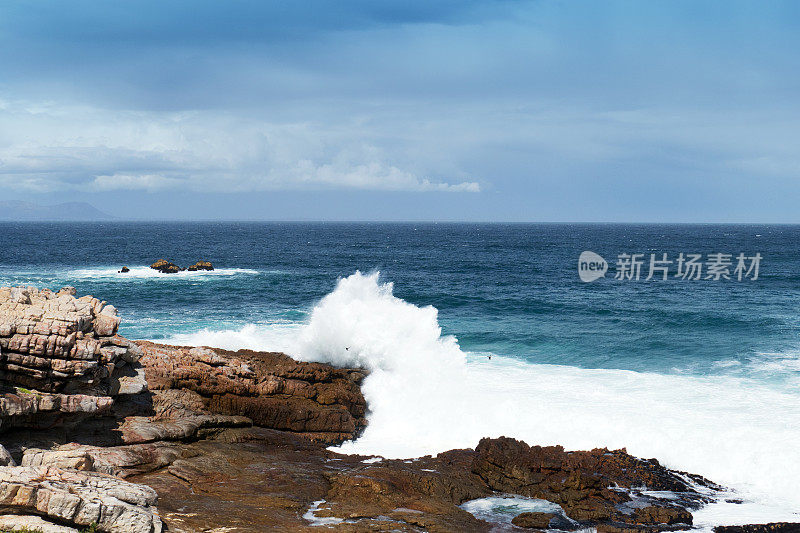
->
163, 271, 800, 525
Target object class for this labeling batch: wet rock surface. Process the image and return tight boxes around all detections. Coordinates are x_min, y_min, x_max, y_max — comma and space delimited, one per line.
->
471, 436, 707, 525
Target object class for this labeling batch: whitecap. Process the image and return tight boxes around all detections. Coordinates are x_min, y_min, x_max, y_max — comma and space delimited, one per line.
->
68, 266, 261, 280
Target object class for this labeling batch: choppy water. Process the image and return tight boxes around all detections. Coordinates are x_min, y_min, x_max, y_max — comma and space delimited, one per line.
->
1, 222, 798, 525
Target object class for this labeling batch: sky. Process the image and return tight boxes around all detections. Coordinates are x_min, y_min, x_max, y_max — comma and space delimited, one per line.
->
1, 0, 799, 221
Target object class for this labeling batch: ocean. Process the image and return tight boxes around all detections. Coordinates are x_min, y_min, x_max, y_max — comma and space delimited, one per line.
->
1, 222, 798, 525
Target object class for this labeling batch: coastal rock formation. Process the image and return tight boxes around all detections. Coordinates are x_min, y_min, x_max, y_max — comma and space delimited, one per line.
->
0, 465, 162, 533
0, 514, 81, 533
0, 285, 143, 398
186, 261, 213, 271
149, 260, 180, 274
0, 286, 788, 532
137, 342, 367, 444
148, 260, 214, 273
471, 436, 705, 524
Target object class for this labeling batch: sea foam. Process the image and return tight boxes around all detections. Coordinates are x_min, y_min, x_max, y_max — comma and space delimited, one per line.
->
163, 271, 800, 524
68, 266, 261, 280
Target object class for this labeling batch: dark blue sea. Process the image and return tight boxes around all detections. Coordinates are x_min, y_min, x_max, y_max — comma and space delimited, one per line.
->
0, 222, 797, 523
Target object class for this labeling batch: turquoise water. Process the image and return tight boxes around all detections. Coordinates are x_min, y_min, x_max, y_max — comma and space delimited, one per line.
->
1, 222, 798, 522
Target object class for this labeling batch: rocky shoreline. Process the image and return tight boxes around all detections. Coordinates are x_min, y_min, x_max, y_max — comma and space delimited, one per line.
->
0, 286, 796, 532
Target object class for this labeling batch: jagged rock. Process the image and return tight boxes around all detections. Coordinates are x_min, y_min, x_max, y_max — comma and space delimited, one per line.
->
149, 260, 180, 274
135, 432, 710, 533
471, 436, 709, 524
632, 505, 692, 525
0, 286, 141, 394
0, 465, 162, 533
186, 261, 213, 271
0, 287, 147, 437
0, 390, 115, 429
138, 342, 367, 444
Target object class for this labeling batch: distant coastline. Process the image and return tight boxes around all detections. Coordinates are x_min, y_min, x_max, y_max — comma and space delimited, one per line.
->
0, 200, 114, 221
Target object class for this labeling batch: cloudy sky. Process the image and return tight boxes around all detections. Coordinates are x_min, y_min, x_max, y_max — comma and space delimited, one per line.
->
1, 1, 799, 221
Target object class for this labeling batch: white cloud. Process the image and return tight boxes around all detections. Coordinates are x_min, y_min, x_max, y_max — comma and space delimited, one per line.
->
91, 173, 185, 191
0, 98, 480, 194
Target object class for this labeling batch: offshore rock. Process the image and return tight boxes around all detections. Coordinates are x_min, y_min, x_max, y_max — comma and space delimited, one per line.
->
149, 260, 180, 274
186, 260, 213, 271
138, 341, 367, 444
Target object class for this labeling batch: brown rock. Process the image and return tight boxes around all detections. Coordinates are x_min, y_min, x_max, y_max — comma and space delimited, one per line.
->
471, 436, 705, 524
186, 260, 213, 271
632, 504, 693, 525
149, 260, 180, 274
137, 341, 367, 443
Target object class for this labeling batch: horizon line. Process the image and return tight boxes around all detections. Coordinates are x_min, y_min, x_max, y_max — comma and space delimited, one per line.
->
1, 220, 799, 225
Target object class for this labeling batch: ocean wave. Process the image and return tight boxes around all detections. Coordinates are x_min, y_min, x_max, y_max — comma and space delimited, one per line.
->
711, 351, 800, 389
67, 266, 262, 280
159, 271, 800, 523
162, 322, 300, 353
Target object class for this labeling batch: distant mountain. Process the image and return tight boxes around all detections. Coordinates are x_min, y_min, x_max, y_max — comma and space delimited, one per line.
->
0, 201, 114, 221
